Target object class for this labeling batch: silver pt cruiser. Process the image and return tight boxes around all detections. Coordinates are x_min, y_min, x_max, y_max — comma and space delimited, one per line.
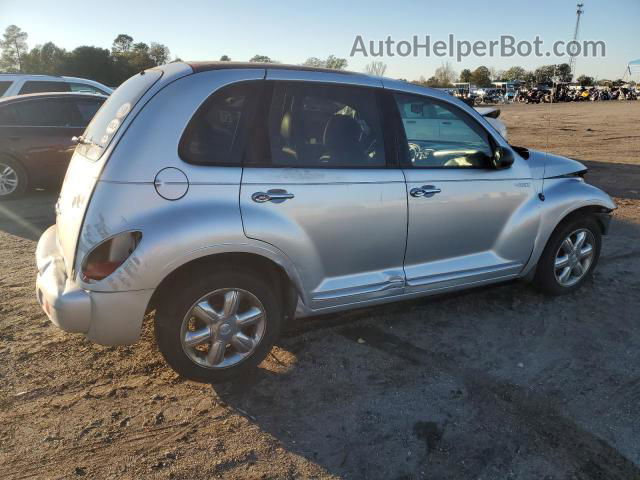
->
35, 62, 615, 382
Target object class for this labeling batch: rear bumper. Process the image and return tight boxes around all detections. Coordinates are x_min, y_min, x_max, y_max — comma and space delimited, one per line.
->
35, 225, 153, 345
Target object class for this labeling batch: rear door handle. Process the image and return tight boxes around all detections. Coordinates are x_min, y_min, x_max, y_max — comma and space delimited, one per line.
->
252, 189, 295, 203
410, 185, 441, 198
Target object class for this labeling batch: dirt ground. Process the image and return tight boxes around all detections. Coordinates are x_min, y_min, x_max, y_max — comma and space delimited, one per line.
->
1, 101, 639, 480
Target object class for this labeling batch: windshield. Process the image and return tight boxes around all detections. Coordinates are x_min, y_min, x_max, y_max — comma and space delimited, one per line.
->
76, 69, 162, 160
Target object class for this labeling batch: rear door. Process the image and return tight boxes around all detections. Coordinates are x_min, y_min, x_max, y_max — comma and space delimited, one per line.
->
392, 91, 538, 292
240, 72, 407, 311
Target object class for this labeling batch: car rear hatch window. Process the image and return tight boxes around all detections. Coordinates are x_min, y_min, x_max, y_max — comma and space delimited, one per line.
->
76, 69, 163, 161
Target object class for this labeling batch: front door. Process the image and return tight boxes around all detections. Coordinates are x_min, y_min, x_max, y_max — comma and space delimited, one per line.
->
393, 91, 538, 292
240, 75, 407, 310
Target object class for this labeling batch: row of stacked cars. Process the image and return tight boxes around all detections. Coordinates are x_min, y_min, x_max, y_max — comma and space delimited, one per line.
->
0, 74, 112, 199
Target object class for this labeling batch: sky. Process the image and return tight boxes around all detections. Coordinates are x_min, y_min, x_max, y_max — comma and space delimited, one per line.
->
1, 0, 638, 80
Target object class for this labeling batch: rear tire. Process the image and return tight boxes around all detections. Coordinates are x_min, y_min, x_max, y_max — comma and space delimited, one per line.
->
533, 215, 602, 295
0, 157, 27, 200
154, 269, 283, 383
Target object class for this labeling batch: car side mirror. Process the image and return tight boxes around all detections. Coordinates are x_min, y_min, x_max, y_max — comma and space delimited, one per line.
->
492, 146, 515, 169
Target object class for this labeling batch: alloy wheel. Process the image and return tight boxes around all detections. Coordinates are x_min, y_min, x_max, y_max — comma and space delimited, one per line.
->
180, 288, 267, 369
0, 163, 19, 196
554, 228, 595, 287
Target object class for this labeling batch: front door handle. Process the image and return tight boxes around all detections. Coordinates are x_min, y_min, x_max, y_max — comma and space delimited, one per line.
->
252, 189, 295, 204
410, 185, 441, 198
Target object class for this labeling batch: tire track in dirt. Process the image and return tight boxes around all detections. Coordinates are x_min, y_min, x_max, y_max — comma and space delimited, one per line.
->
339, 325, 640, 479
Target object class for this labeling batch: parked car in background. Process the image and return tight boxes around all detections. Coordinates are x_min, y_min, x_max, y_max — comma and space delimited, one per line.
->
0, 74, 112, 97
35, 63, 615, 383
0, 92, 107, 198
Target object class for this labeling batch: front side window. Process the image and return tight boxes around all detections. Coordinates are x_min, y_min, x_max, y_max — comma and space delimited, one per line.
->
18, 80, 71, 95
395, 93, 493, 168
0, 81, 12, 96
12, 99, 73, 126
180, 82, 259, 165
258, 82, 386, 168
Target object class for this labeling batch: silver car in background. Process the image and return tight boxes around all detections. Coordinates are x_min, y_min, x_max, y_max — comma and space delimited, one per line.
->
35, 62, 615, 383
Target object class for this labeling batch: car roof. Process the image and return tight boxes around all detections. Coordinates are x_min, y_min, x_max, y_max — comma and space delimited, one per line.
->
187, 61, 361, 76
0, 73, 63, 79
0, 91, 108, 104
182, 61, 451, 100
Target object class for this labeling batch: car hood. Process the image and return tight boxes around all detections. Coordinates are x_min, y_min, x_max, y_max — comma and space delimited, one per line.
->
526, 149, 587, 180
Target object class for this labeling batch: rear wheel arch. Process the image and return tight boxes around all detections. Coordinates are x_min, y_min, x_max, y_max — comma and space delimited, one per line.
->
147, 252, 299, 322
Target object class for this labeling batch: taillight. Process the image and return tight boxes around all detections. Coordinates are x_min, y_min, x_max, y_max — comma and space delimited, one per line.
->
81, 231, 142, 282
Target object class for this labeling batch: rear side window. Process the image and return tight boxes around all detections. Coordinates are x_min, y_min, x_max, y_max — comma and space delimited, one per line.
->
0, 81, 12, 96
12, 98, 74, 126
179, 81, 260, 165
252, 82, 386, 168
69, 82, 108, 95
77, 69, 163, 161
19, 81, 71, 94
72, 98, 105, 125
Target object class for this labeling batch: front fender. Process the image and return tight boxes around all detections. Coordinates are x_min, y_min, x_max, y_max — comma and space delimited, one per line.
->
522, 178, 616, 276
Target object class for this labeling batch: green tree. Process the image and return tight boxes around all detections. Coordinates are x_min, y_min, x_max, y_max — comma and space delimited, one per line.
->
129, 42, 156, 71
470, 66, 492, 87
503, 66, 527, 82
534, 65, 556, 85
302, 55, 348, 70
249, 54, 273, 63
0, 25, 28, 72
149, 42, 171, 66
63, 46, 115, 85
324, 55, 347, 70
555, 63, 572, 83
523, 71, 536, 87
576, 74, 594, 86
112, 34, 133, 54
425, 76, 440, 87
459, 68, 472, 82
219, 55, 231, 61
22, 42, 67, 74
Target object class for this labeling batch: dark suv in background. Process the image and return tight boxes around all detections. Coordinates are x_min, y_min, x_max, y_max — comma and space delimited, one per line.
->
0, 92, 106, 198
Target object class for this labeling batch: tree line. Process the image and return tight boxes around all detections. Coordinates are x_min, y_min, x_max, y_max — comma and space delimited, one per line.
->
0, 26, 176, 86
0, 25, 627, 89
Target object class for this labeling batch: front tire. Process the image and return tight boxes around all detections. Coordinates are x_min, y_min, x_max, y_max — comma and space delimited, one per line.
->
533, 216, 602, 295
0, 157, 27, 199
154, 270, 283, 383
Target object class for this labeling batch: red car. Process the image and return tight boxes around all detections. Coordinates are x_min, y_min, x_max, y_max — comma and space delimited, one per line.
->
0, 92, 107, 199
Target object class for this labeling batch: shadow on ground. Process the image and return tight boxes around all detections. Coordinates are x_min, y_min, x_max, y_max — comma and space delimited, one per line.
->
0, 190, 56, 240
211, 243, 640, 478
